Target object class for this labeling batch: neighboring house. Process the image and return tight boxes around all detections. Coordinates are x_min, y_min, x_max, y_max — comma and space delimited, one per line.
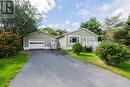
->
57, 28, 99, 50
23, 31, 57, 50
23, 28, 99, 50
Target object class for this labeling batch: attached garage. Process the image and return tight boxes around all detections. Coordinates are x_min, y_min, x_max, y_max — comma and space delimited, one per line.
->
23, 31, 57, 50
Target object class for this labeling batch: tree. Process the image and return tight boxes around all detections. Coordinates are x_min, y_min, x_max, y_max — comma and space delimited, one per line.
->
112, 15, 130, 45
124, 15, 130, 45
103, 15, 130, 46
80, 17, 102, 35
103, 13, 125, 30
41, 27, 67, 36
0, 0, 41, 37
126, 15, 130, 31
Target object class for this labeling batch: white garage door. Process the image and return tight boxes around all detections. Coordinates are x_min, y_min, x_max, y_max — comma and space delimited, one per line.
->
29, 40, 44, 49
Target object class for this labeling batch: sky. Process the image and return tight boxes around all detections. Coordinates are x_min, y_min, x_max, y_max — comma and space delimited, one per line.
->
30, 0, 130, 31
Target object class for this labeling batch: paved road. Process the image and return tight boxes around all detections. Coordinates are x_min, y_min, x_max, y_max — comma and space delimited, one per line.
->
9, 50, 130, 87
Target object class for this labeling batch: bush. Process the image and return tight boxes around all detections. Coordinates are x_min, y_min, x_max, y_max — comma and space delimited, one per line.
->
72, 43, 83, 55
84, 46, 93, 52
0, 32, 21, 58
96, 40, 130, 66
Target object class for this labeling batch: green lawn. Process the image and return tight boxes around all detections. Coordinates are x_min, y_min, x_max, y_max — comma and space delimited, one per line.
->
68, 52, 130, 79
0, 52, 29, 87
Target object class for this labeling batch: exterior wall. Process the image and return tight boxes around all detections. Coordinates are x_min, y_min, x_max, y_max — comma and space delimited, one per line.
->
23, 32, 57, 50
65, 30, 98, 50
58, 36, 66, 49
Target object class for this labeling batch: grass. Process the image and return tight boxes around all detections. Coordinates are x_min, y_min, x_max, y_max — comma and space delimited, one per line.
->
0, 52, 29, 87
68, 51, 130, 79
57, 48, 71, 54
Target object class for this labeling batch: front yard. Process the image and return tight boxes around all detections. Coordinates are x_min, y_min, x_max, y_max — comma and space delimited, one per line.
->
0, 52, 29, 87
68, 52, 130, 79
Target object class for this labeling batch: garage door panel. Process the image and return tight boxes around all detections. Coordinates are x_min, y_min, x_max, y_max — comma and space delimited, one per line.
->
29, 40, 44, 49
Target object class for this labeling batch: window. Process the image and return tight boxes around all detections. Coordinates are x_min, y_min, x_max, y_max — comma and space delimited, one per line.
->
30, 42, 33, 44
69, 36, 80, 44
30, 41, 44, 44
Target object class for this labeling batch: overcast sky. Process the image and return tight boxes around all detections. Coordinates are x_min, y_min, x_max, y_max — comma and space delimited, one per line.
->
30, 0, 130, 31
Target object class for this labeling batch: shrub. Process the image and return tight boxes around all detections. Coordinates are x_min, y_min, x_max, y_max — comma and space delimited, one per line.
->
72, 43, 83, 55
96, 40, 130, 66
84, 46, 93, 52
0, 32, 21, 58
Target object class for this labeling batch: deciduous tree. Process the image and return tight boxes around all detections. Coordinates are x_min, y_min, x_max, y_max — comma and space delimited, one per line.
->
0, 0, 41, 37
80, 17, 102, 35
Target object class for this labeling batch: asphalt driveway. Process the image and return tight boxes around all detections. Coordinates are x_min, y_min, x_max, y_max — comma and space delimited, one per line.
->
9, 50, 130, 87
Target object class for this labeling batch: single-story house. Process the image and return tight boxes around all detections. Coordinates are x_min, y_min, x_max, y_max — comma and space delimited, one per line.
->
57, 28, 99, 50
23, 28, 99, 50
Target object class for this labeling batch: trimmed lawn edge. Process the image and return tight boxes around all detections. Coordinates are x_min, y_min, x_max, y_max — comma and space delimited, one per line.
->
9, 52, 30, 86
0, 51, 29, 87
68, 52, 130, 80
57, 49, 130, 80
